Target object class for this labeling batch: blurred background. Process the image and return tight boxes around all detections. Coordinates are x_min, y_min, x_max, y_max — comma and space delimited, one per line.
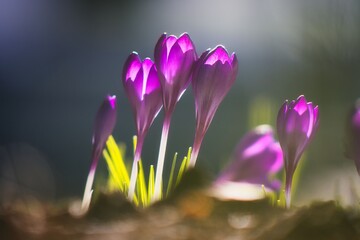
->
0, 0, 359, 206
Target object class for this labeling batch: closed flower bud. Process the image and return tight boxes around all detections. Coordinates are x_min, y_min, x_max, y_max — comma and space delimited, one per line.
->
277, 95, 319, 208
189, 45, 238, 167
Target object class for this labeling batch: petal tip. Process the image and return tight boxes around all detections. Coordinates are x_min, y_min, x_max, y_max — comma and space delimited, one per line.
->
107, 95, 117, 109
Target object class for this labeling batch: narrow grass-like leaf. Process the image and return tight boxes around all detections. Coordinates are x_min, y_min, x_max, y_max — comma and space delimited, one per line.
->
268, 191, 277, 206
106, 136, 129, 187
103, 149, 124, 191
278, 189, 286, 208
160, 178, 163, 200
148, 165, 155, 203
176, 156, 188, 186
137, 160, 148, 207
166, 152, 178, 197
186, 147, 192, 169
261, 184, 277, 206
104, 135, 139, 205
133, 135, 137, 154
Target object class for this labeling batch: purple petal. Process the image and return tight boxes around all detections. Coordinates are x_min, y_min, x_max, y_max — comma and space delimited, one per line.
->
276, 101, 288, 147
231, 53, 239, 74
145, 64, 161, 95
154, 32, 197, 113
123, 52, 141, 83
268, 142, 283, 173
238, 125, 274, 159
128, 65, 144, 100
123, 52, 143, 100
268, 179, 282, 191
93, 95, 117, 148
288, 99, 296, 109
293, 95, 308, 115
285, 103, 310, 136
313, 105, 320, 131
122, 52, 163, 139
165, 35, 178, 59
192, 46, 237, 143
217, 125, 283, 191
177, 33, 195, 53
204, 45, 231, 65
306, 102, 316, 137
154, 33, 166, 68
142, 58, 153, 79
164, 42, 184, 83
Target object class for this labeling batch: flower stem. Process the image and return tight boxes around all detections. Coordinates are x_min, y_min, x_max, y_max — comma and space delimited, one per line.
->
81, 148, 101, 213
189, 130, 204, 168
128, 136, 144, 201
285, 170, 293, 209
153, 113, 172, 202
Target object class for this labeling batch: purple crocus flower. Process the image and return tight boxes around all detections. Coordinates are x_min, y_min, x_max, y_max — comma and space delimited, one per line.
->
153, 33, 197, 201
82, 95, 117, 212
154, 32, 197, 115
189, 45, 238, 167
122, 52, 163, 200
345, 100, 360, 174
216, 125, 283, 191
277, 95, 319, 208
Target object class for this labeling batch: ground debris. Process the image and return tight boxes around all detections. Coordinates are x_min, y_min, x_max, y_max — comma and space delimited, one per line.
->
2, 192, 360, 240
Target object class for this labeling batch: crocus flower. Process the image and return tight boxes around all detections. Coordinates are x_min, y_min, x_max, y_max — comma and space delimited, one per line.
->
345, 100, 360, 174
154, 32, 197, 115
122, 52, 163, 200
81, 95, 117, 212
216, 125, 283, 191
277, 95, 319, 208
189, 45, 238, 167
153, 33, 197, 201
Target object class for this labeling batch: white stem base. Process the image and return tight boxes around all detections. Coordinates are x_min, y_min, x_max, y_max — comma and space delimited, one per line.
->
128, 159, 138, 201
153, 120, 170, 202
81, 169, 95, 213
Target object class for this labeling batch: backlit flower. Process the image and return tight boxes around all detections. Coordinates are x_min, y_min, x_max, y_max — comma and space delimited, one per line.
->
189, 45, 238, 167
216, 125, 283, 191
153, 33, 197, 201
82, 95, 117, 212
277, 95, 319, 208
92, 95, 118, 157
154, 32, 197, 114
122, 52, 163, 200
122, 52, 163, 140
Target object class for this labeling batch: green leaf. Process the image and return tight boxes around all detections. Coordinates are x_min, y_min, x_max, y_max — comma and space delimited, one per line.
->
137, 160, 148, 207
176, 156, 188, 186
148, 165, 155, 203
103, 149, 124, 191
166, 152, 178, 197
186, 147, 192, 169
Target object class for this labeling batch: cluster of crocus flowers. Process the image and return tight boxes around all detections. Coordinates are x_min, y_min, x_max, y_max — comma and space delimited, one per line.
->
83, 32, 324, 210
345, 100, 360, 174
81, 95, 117, 212
119, 32, 238, 202
216, 125, 283, 192
277, 95, 319, 208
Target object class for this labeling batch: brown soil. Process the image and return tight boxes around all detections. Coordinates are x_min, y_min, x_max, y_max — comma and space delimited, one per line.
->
1, 170, 360, 240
